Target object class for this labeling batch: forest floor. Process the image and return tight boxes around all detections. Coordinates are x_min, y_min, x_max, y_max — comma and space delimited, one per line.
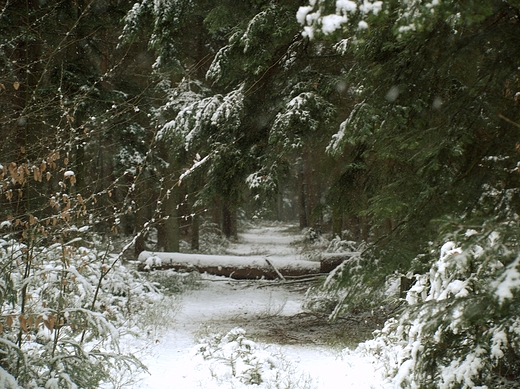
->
119, 222, 389, 389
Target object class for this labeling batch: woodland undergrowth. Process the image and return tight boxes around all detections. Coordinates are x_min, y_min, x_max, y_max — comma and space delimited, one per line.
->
0, 149, 172, 388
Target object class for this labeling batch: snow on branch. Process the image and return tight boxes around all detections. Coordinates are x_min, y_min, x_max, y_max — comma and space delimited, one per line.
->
297, 0, 460, 40
297, 0, 383, 39
178, 153, 211, 185
157, 85, 244, 150
493, 254, 520, 304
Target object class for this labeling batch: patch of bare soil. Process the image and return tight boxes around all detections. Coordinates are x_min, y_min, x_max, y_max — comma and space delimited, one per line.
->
200, 280, 396, 349
234, 307, 393, 349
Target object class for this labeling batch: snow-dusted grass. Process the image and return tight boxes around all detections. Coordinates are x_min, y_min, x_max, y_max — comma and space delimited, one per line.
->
0, 236, 161, 388
121, 273, 384, 389
194, 327, 315, 389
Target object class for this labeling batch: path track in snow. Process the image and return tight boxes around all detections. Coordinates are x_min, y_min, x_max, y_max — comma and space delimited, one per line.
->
126, 222, 384, 389
224, 223, 303, 257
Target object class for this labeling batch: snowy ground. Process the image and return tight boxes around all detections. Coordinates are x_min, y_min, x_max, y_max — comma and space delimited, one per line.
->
121, 223, 385, 389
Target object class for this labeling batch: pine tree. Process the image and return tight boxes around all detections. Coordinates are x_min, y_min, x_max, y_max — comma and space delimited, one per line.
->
300, 0, 520, 385
300, 0, 520, 259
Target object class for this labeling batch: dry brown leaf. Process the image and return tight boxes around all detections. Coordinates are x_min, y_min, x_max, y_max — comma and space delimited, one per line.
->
19, 315, 28, 332
8, 162, 17, 179
33, 166, 42, 182
43, 315, 56, 332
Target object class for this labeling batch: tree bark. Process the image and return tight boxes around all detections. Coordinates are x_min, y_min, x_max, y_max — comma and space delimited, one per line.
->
222, 200, 237, 239
137, 251, 321, 279
191, 212, 200, 250
134, 168, 153, 256
332, 207, 343, 238
276, 190, 283, 221
157, 146, 180, 252
298, 162, 308, 229
162, 178, 180, 252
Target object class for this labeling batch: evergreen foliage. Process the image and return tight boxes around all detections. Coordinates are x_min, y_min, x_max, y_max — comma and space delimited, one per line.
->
2, 0, 520, 385
360, 219, 520, 388
298, 0, 520, 386
299, 0, 520, 256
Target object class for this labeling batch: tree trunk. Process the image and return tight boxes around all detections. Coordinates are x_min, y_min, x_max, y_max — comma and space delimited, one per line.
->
137, 251, 321, 279
162, 176, 180, 252
332, 207, 343, 238
276, 190, 283, 221
360, 192, 370, 241
191, 212, 200, 250
222, 200, 237, 239
298, 164, 308, 229
157, 146, 180, 252
134, 168, 153, 256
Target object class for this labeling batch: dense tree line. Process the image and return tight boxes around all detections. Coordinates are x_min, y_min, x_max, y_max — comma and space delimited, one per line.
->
1, 0, 520, 387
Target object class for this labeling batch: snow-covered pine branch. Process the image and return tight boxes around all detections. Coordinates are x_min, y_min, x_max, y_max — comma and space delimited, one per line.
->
157, 85, 244, 150
360, 222, 520, 389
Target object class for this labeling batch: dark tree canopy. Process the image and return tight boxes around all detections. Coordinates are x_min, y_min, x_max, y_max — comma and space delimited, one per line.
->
0, 0, 520, 387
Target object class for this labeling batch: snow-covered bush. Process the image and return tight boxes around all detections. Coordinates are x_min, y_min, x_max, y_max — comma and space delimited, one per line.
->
142, 268, 201, 295
302, 234, 397, 318
326, 234, 360, 253
195, 327, 314, 389
197, 221, 230, 255
304, 251, 400, 319
359, 221, 520, 388
0, 237, 159, 388
300, 228, 360, 261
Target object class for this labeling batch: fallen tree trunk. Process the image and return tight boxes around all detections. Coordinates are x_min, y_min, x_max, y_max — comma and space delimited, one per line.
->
319, 252, 360, 273
137, 251, 321, 280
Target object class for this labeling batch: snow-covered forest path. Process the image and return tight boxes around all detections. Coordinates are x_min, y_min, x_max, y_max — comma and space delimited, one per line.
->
123, 223, 384, 389
224, 223, 303, 256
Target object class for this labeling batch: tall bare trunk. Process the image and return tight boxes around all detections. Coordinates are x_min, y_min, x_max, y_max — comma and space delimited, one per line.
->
222, 201, 237, 239
157, 147, 180, 252
191, 212, 200, 250
298, 170, 308, 229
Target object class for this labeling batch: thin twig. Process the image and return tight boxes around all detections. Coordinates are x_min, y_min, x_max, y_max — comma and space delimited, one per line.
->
264, 258, 286, 281
498, 113, 520, 129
